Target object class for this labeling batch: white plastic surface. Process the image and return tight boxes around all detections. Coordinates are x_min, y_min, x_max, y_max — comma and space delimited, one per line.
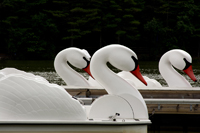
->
54, 47, 103, 88
117, 71, 162, 88
0, 68, 48, 83
120, 93, 149, 119
0, 74, 87, 120
88, 95, 134, 120
90, 44, 149, 120
159, 49, 195, 87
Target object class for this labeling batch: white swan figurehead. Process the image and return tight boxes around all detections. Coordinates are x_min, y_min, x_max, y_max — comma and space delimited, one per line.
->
54, 47, 92, 87
159, 49, 197, 87
90, 44, 147, 95
89, 44, 149, 120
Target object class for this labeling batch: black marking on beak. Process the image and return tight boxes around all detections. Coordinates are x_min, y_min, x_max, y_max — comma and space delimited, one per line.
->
183, 58, 192, 70
83, 57, 90, 69
131, 56, 138, 71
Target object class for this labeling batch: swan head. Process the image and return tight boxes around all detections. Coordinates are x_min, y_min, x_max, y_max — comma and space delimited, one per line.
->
167, 49, 197, 82
105, 44, 147, 85
65, 48, 91, 69
54, 47, 94, 80
66, 48, 93, 78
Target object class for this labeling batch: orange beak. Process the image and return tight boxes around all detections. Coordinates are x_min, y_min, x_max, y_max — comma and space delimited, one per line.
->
83, 64, 94, 79
130, 65, 147, 86
183, 65, 197, 82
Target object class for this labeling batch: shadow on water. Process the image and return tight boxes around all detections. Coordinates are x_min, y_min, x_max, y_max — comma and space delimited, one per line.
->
148, 114, 200, 133
1, 60, 200, 133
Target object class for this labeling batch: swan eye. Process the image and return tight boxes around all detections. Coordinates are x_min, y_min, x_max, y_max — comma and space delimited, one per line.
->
83, 57, 90, 68
131, 56, 138, 71
183, 58, 192, 70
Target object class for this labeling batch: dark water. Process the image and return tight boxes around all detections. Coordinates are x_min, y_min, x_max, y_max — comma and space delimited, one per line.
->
1, 60, 200, 87
0, 60, 200, 133
148, 114, 200, 133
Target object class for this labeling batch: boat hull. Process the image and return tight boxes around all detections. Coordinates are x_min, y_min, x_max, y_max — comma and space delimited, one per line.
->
0, 121, 150, 133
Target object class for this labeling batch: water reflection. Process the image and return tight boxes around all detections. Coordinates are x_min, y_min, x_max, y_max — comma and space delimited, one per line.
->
30, 71, 89, 86
31, 68, 200, 87
0, 60, 200, 87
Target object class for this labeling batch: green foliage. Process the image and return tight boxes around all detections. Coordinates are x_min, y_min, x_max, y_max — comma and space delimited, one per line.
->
116, 30, 126, 35
1, 0, 200, 60
0, 0, 58, 59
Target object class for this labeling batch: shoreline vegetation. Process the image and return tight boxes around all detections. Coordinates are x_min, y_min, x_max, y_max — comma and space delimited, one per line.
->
1, 0, 200, 60
1, 52, 200, 63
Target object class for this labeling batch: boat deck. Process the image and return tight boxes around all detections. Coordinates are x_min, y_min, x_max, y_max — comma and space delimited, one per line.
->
64, 86, 200, 115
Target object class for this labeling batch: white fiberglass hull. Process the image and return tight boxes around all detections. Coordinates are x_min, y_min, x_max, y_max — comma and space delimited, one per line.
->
0, 120, 150, 133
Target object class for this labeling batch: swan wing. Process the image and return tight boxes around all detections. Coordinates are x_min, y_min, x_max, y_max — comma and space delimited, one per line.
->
0, 75, 87, 120
0, 68, 49, 83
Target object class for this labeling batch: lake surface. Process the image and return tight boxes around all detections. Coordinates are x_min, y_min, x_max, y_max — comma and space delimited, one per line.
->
1, 60, 200, 87
1, 60, 200, 133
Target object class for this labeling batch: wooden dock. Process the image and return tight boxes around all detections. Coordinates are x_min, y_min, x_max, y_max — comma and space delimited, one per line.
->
64, 86, 200, 115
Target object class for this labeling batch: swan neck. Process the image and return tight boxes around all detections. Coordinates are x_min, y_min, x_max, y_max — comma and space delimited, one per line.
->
54, 50, 90, 86
159, 53, 191, 87
90, 49, 145, 97
90, 47, 148, 119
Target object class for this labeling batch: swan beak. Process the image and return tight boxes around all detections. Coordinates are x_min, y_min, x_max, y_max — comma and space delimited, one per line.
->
183, 65, 197, 82
130, 65, 147, 86
83, 64, 94, 79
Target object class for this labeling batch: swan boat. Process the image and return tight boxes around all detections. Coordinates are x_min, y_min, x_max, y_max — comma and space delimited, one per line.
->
54, 47, 103, 88
63, 48, 200, 114
0, 45, 151, 133
63, 48, 197, 90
